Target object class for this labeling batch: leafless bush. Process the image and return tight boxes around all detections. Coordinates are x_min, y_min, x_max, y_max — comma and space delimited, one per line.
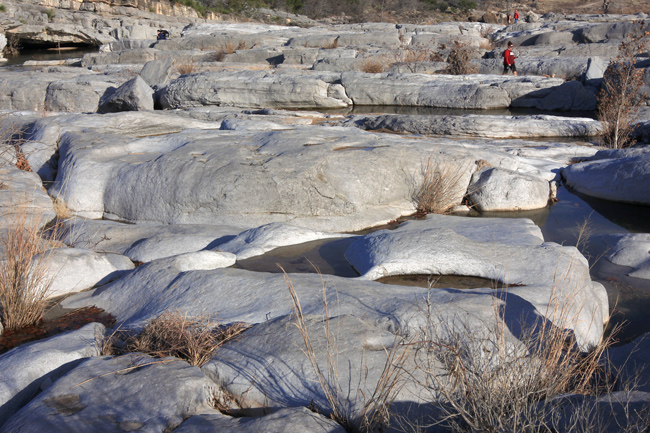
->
285, 270, 409, 433
214, 40, 246, 62
0, 209, 55, 331
404, 292, 620, 433
445, 40, 478, 75
388, 45, 441, 73
176, 60, 196, 75
359, 57, 386, 73
101, 310, 249, 367
597, 22, 650, 149
412, 157, 469, 215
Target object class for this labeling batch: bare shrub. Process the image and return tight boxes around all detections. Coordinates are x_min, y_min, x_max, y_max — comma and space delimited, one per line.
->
176, 60, 196, 75
52, 197, 71, 220
101, 310, 248, 367
412, 157, 469, 215
285, 270, 408, 433
597, 22, 650, 149
388, 45, 441, 73
214, 40, 246, 62
359, 57, 386, 73
0, 209, 54, 331
445, 40, 478, 75
405, 292, 620, 433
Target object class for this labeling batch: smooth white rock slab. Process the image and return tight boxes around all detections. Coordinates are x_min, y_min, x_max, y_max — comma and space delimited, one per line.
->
344, 114, 602, 138
59, 218, 244, 263
175, 407, 346, 433
0, 164, 55, 233
598, 233, 650, 280
22, 111, 222, 182
171, 250, 236, 272
35, 247, 134, 298
202, 314, 414, 416
0, 354, 216, 433
0, 323, 104, 426
344, 214, 608, 349
216, 222, 351, 260
468, 166, 551, 211
562, 147, 650, 205
40, 112, 585, 232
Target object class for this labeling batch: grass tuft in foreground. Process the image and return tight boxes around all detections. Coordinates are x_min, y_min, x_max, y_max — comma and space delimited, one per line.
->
412, 156, 469, 215
101, 310, 248, 367
0, 210, 55, 331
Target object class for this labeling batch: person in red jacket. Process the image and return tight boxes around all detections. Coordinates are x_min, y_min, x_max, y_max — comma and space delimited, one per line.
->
503, 41, 517, 76
514, 10, 519, 23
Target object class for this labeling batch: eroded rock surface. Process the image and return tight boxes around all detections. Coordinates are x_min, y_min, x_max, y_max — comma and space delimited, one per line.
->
0, 354, 215, 433
562, 147, 650, 205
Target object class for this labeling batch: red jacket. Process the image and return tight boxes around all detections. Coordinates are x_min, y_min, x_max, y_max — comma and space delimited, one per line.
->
503, 48, 516, 65
514, 11, 519, 19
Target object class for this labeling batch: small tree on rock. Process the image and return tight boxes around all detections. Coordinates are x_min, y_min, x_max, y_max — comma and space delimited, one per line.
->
597, 22, 650, 149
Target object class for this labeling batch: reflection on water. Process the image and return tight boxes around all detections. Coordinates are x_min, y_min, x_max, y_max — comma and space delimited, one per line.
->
233, 237, 359, 277
377, 274, 504, 290
1, 47, 97, 68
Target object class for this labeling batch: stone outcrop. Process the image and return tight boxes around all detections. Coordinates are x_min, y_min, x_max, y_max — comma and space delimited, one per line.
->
97, 75, 154, 113
0, 353, 216, 433
562, 147, 650, 205
468, 167, 551, 211
0, 323, 104, 426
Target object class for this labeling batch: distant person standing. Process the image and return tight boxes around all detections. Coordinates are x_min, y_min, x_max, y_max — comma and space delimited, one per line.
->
514, 10, 519, 23
503, 41, 517, 76
506, 12, 511, 24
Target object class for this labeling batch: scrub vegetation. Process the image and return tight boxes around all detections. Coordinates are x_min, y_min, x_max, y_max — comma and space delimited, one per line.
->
100, 310, 249, 367
0, 210, 55, 331
284, 270, 648, 433
413, 157, 469, 215
597, 22, 650, 149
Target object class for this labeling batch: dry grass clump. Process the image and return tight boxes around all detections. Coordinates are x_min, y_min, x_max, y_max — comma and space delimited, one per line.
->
0, 210, 54, 331
359, 57, 386, 73
597, 22, 649, 148
388, 45, 441, 73
445, 40, 478, 75
214, 40, 246, 62
406, 294, 621, 433
285, 270, 408, 433
412, 157, 469, 215
101, 310, 248, 367
176, 60, 196, 75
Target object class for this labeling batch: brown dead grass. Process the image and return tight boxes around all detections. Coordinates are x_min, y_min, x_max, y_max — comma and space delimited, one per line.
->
359, 57, 386, 73
0, 208, 55, 331
214, 40, 247, 62
101, 310, 249, 367
413, 157, 469, 215
176, 60, 196, 75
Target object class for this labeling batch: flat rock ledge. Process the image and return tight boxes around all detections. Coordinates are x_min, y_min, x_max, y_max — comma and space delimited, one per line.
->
344, 214, 608, 349
159, 70, 571, 111
562, 147, 650, 205
343, 114, 602, 138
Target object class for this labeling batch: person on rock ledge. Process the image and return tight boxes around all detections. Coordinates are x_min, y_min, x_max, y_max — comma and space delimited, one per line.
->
503, 41, 517, 76
514, 9, 519, 23
157, 29, 170, 40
